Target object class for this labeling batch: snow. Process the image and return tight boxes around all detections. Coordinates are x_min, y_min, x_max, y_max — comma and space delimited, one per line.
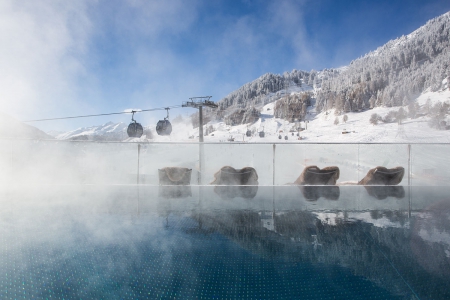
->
52, 82, 450, 144
175, 91, 450, 144
56, 121, 128, 140
314, 212, 409, 229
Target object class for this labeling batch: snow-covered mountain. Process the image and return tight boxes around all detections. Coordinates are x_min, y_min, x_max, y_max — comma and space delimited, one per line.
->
0, 112, 53, 140
51, 11, 450, 144
50, 76, 450, 144
55, 121, 129, 141
208, 11, 450, 125
315, 11, 450, 113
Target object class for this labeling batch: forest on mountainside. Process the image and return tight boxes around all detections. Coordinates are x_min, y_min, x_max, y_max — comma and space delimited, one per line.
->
273, 93, 313, 122
316, 12, 450, 114
198, 12, 450, 127
204, 69, 340, 124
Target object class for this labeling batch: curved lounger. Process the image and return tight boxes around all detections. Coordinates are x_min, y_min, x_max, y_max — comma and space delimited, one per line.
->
211, 166, 259, 199
358, 166, 404, 185
210, 166, 258, 185
294, 166, 340, 185
158, 167, 192, 185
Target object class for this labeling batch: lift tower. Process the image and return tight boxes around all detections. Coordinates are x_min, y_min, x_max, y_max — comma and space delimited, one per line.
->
182, 96, 218, 184
182, 96, 218, 142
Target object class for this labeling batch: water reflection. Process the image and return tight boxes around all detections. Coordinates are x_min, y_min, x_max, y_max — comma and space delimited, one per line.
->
364, 185, 405, 200
213, 185, 258, 199
158, 185, 192, 198
298, 185, 340, 201
1, 186, 449, 299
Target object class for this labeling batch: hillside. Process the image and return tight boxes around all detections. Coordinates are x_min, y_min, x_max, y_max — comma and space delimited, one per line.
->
205, 11, 450, 127
0, 112, 53, 140
55, 122, 129, 141
49, 78, 450, 144
315, 11, 450, 113
37, 11, 450, 143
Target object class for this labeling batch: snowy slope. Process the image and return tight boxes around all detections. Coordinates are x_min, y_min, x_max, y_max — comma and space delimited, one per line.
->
56, 122, 128, 140
0, 112, 54, 140
172, 82, 450, 144
53, 83, 450, 144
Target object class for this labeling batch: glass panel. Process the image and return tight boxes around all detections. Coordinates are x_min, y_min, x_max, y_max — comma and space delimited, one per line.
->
358, 144, 409, 185
80, 142, 138, 184
0, 139, 13, 184
4, 140, 139, 185
2, 141, 448, 188
411, 144, 450, 186
274, 143, 359, 185
202, 143, 273, 185
139, 143, 199, 185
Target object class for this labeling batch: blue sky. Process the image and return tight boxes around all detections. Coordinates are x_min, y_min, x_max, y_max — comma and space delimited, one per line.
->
1, 0, 449, 131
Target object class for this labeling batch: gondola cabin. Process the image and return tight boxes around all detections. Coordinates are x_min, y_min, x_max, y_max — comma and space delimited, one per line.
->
127, 111, 144, 138
156, 119, 172, 136
127, 122, 144, 138
156, 108, 172, 136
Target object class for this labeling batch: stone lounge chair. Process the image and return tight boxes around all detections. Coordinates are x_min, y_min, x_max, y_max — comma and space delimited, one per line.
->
210, 166, 258, 185
158, 167, 192, 185
358, 166, 404, 185
211, 166, 259, 199
294, 166, 340, 185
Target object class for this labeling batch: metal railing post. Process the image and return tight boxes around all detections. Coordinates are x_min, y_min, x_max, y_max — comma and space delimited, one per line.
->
408, 144, 411, 218
273, 144, 276, 186
137, 144, 141, 185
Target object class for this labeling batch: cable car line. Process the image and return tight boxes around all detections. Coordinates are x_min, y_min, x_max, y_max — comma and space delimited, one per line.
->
22, 105, 183, 123
22, 96, 218, 139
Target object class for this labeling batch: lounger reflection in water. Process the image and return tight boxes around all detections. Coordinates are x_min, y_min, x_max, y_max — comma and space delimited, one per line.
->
158, 167, 192, 198
364, 186, 405, 200
358, 166, 405, 200
294, 166, 340, 201
299, 185, 340, 201
211, 166, 258, 199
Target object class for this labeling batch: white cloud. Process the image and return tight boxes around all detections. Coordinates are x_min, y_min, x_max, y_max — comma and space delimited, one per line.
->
0, 0, 93, 123
0, 0, 202, 130
267, 0, 316, 69
96, 0, 200, 40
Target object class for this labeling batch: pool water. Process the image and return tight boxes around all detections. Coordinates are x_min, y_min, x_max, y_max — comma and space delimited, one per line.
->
1, 185, 449, 299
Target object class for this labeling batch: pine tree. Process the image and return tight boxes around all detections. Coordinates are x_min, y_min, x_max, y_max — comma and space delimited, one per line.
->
408, 102, 417, 118
370, 113, 379, 125
397, 107, 407, 124
344, 100, 351, 113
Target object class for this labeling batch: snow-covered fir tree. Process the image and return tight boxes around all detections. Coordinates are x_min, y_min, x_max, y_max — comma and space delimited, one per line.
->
199, 11, 450, 126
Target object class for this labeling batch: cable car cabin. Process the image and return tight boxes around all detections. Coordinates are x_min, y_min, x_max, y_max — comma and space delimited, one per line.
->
284, 135, 288, 140
127, 122, 144, 138
278, 134, 282, 139
127, 111, 144, 138
259, 131, 265, 138
156, 119, 172, 136
246, 130, 251, 137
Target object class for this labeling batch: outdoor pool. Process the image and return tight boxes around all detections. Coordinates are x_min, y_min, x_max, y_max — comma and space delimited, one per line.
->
1, 185, 449, 299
